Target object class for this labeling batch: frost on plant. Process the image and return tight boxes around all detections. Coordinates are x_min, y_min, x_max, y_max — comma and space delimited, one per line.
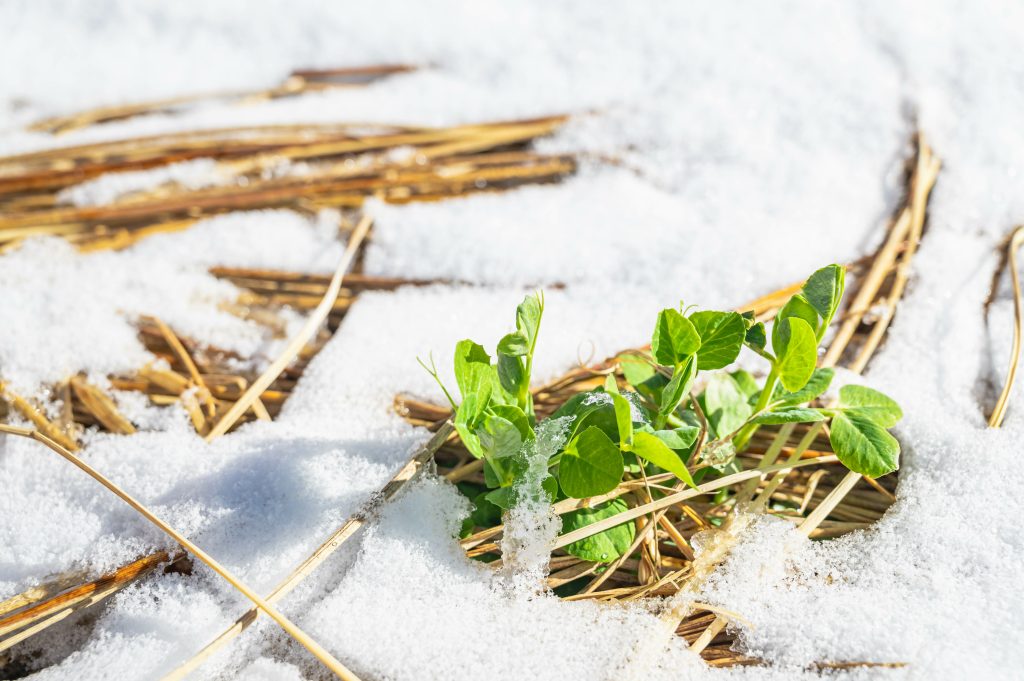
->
499, 415, 574, 593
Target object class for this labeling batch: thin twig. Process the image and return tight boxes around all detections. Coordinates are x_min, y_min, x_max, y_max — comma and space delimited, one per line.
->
988, 225, 1024, 427
0, 423, 358, 680
164, 423, 454, 680
205, 214, 371, 440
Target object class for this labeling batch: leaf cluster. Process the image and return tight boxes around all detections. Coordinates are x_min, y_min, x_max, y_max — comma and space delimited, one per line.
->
423, 265, 903, 563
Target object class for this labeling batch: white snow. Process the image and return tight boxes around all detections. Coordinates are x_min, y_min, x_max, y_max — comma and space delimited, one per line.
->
0, 209, 344, 394
2, 0, 1024, 680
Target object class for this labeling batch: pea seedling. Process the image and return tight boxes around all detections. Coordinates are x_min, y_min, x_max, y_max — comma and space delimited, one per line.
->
422, 265, 903, 563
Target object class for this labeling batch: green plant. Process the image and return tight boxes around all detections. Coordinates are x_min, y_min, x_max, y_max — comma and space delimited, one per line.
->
422, 265, 903, 562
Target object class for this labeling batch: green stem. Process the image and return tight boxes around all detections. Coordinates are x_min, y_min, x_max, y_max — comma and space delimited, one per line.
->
734, 365, 778, 451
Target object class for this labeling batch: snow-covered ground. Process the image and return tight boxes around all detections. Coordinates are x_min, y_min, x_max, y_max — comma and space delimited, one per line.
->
2, 1, 1023, 679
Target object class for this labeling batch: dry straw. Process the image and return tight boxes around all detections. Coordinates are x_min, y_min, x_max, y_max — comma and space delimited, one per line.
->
204, 213, 372, 440
0, 423, 359, 680
987, 224, 1024, 427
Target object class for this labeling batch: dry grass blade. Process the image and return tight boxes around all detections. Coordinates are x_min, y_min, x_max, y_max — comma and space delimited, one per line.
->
0, 571, 88, 619
0, 382, 79, 451
552, 456, 838, 551
146, 316, 216, 419
69, 376, 136, 434
0, 552, 184, 651
27, 65, 416, 135
987, 224, 1024, 427
0, 423, 358, 680
0, 117, 571, 256
164, 422, 454, 681
205, 214, 371, 440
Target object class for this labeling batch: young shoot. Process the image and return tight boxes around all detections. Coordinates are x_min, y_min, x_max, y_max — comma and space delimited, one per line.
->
422, 265, 903, 563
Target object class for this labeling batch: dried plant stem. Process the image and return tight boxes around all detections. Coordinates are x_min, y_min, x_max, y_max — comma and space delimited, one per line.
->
0, 571, 88, 618
0, 552, 182, 652
69, 376, 136, 434
147, 316, 216, 419
164, 422, 453, 681
0, 423, 357, 680
27, 65, 415, 135
688, 617, 727, 655
551, 456, 837, 551
0, 383, 79, 451
847, 146, 941, 373
988, 224, 1024, 427
205, 214, 371, 440
749, 425, 824, 513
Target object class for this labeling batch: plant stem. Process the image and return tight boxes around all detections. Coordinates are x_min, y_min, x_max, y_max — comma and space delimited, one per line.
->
733, 365, 778, 451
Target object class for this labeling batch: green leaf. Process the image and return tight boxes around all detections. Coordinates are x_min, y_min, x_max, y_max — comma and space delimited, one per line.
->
496, 353, 525, 401
477, 414, 523, 461
562, 498, 635, 562
803, 264, 845, 329
839, 385, 903, 427
550, 391, 618, 442
704, 373, 752, 437
490, 404, 534, 442
731, 370, 760, 401
689, 311, 745, 370
751, 407, 826, 424
620, 354, 655, 387
771, 295, 820, 357
632, 431, 696, 488
516, 294, 543, 349
611, 393, 634, 448
455, 419, 485, 460
470, 490, 503, 526
773, 368, 834, 407
604, 375, 635, 447
453, 340, 495, 409
776, 317, 818, 392
652, 426, 699, 450
658, 354, 697, 420
651, 308, 701, 365
498, 332, 529, 357
558, 426, 624, 498
829, 411, 900, 478
745, 321, 767, 350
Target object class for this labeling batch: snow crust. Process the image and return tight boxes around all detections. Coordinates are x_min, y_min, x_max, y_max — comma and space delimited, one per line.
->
0, 210, 343, 394
1, 1, 1024, 680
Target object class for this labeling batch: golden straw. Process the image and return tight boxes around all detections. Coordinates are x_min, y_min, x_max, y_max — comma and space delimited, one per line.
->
205, 215, 372, 440
0, 423, 359, 680
988, 224, 1024, 428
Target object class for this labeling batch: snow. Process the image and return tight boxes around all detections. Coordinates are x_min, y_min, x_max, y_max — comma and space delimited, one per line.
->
0, 210, 343, 394
2, 0, 1024, 680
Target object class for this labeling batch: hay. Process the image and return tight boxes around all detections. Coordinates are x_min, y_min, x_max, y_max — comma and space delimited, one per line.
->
0, 117, 573, 253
